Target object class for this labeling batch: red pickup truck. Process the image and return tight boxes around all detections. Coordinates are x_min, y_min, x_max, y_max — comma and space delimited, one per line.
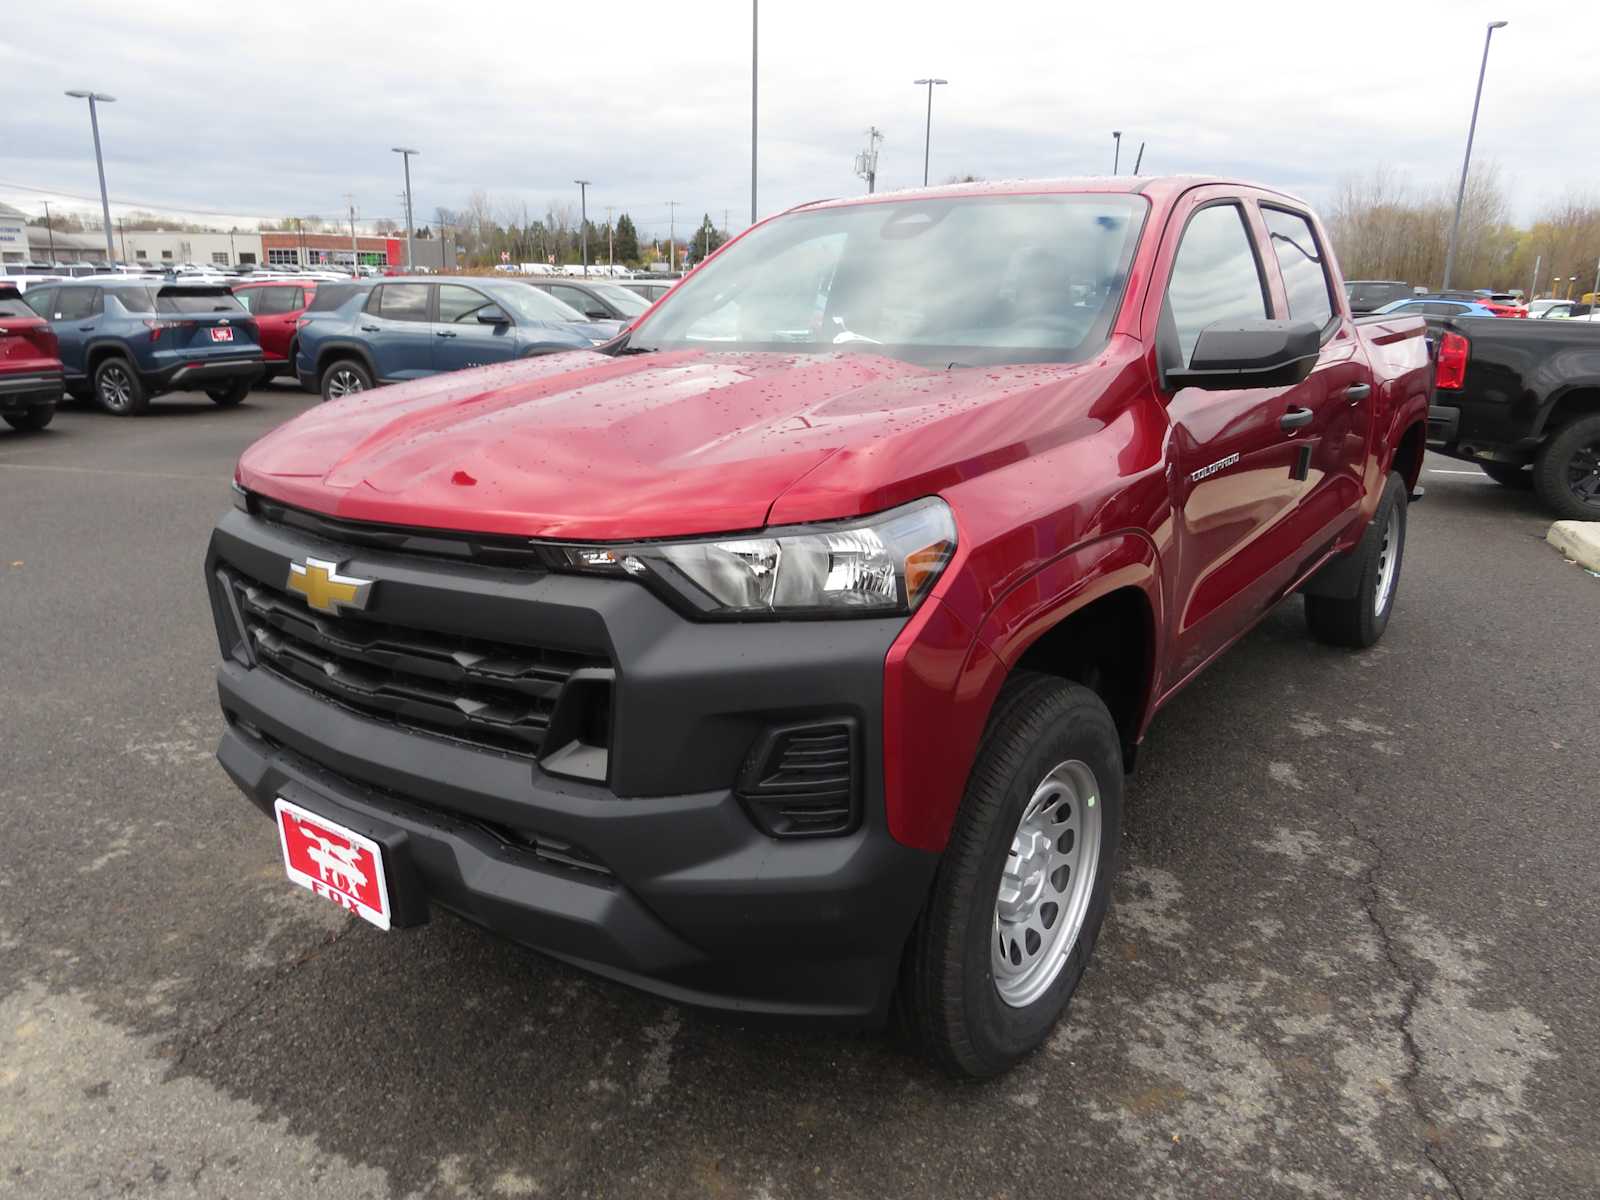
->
207, 177, 1429, 1077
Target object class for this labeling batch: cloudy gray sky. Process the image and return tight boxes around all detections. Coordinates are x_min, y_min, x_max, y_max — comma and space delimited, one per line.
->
2, 1, 1594, 239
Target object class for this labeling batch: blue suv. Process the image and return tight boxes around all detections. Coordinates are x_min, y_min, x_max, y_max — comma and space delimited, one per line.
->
23, 278, 263, 415
295, 277, 623, 401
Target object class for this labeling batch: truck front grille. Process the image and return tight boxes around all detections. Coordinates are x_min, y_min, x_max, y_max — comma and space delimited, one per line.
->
220, 565, 607, 759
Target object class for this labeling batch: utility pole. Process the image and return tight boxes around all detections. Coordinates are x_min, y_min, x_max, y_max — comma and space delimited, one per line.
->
346, 194, 359, 277
1133, 141, 1146, 174
667, 200, 680, 272
392, 147, 419, 271
117, 218, 125, 263
574, 180, 591, 276
1528, 253, 1541, 300
1112, 130, 1122, 174
855, 126, 883, 193
42, 201, 57, 264
605, 205, 614, 271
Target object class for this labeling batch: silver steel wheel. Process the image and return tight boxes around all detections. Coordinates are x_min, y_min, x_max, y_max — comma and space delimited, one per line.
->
99, 364, 133, 412
992, 759, 1103, 1008
1373, 504, 1400, 617
326, 368, 365, 400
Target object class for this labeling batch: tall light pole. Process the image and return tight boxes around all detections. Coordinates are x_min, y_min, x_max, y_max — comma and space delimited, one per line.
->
913, 78, 948, 187
1442, 21, 1507, 292
751, 0, 759, 225
42, 201, 57, 265
574, 180, 591, 276
391, 147, 419, 272
667, 200, 680, 273
1112, 130, 1122, 175
64, 90, 116, 262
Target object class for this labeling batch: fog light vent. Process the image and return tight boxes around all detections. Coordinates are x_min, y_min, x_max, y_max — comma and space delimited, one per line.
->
737, 719, 858, 838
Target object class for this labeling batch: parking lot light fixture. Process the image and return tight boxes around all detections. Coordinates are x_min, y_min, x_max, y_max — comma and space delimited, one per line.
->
575, 180, 591, 277
912, 78, 948, 187
391, 148, 419, 271
65, 90, 117, 262
1442, 20, 1507, 292
1112, 130, 1122, 175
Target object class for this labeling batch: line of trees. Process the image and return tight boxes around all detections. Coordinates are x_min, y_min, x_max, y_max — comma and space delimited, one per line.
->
1327, 166, 1600, 297
430, 193, 731, 269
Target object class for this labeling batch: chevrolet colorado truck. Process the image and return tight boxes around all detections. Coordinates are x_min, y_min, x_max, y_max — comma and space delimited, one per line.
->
1428, 317, 1600, 518
207, 177, 1430, 1077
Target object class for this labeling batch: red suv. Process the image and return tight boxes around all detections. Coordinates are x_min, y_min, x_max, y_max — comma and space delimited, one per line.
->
233, 279, 318, 387
0, 284, 62, 432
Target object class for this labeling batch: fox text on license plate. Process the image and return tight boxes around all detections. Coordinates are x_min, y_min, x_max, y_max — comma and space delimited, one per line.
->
274, 798, 391, 929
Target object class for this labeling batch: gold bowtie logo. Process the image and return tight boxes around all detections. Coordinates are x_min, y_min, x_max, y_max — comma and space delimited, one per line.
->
286, 557, 373, 616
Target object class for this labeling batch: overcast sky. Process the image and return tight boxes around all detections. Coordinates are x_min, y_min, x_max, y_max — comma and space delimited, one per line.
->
3, 1, 1594, 238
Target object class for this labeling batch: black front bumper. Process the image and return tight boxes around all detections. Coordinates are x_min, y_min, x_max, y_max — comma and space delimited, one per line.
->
207, 508, 937, 1022
0, 370, 63, 413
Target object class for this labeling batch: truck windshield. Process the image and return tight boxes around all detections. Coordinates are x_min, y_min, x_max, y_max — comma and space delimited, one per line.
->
629, 193, 1147, 366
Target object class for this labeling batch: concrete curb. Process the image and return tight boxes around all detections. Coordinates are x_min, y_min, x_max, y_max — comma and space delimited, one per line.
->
1547, 521, 1600, 574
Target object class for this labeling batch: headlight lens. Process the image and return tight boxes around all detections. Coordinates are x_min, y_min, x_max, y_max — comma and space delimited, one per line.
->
549, 497, 956, 618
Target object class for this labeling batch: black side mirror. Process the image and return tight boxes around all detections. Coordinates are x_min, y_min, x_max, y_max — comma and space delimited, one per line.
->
1166, 319, 1322, 391
585, 306, 609, 320
477, 305, 509, 325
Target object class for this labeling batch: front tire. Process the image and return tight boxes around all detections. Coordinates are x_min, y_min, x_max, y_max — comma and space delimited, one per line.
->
901, 673, 1123, 1078
320, 358, 372, 402
206, 378, 252, 407
1305, 470, 1407, 649
1532, 413, 1600, 521
93, 358, 148, 416
3, 404, 55, 432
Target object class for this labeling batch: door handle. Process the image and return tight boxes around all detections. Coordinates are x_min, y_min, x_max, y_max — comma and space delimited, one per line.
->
1279, 406, 1315, 433
435, 330, 457, 338
79, 324, 95, 331
359, 324, 380, 332
1345, 382, 1372, 403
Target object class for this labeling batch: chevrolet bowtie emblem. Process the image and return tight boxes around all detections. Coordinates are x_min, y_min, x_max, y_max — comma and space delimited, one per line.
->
286, 557, 373, 616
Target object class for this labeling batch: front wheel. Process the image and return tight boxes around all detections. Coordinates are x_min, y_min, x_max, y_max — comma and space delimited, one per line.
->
1532, 413, 1600, 521
1305, 470, 1407, 649
206, 378, 252, 407
3, 404, 55, 432
900, 673, 1123, 1078
320, 359, 372, 402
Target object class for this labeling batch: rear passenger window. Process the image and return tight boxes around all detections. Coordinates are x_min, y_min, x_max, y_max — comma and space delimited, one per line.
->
23, 288, 57, 316
54, 288, 102, 320
1261, 207, 1334, 329
233, 289, 259, 313
255, 287, 300, 316
1165, 203, 1268, 366
375, 284, 430, 322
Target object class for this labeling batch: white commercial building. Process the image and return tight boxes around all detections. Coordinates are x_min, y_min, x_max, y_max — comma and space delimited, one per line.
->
121, 230, 264, 267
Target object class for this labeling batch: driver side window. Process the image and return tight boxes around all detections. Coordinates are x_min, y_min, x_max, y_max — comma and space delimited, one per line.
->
1165, 204, 1268, 367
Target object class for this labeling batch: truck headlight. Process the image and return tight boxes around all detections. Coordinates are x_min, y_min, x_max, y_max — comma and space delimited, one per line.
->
547, 497, 957, 618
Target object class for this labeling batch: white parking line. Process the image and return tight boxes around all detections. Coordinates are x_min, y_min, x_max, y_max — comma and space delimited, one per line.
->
1428, 469, 1493, 476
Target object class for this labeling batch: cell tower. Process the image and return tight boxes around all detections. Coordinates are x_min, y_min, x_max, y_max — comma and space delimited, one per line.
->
854, 126, 884, 194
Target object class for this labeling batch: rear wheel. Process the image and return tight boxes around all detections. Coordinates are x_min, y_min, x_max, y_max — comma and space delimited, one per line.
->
3, 404, 55, 432
321, 359, 372, 402
1478, 460, 1533, 489
1532, 413, 1600, 521
206, 378, 251, 407
93, 358, 148, 416
1305, 471, 1407, 649
900, 673, 1123, 1078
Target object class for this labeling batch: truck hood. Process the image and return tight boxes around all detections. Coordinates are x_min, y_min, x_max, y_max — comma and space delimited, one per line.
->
237, 347, 1128, 540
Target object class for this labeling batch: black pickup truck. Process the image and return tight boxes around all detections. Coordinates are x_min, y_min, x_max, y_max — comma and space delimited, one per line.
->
1428, 317, 1600, 518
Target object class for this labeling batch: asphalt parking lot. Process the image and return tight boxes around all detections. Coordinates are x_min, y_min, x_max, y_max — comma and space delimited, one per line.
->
2, 388, 1596, 1200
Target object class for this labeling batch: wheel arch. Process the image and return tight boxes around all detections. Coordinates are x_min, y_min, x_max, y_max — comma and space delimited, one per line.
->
85, 339, 135, 377
314, 340, 377, 380
1536, 384, 1600, 439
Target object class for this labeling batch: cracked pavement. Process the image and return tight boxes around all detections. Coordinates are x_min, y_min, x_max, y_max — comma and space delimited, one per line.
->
1, 392, 1596, 1198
